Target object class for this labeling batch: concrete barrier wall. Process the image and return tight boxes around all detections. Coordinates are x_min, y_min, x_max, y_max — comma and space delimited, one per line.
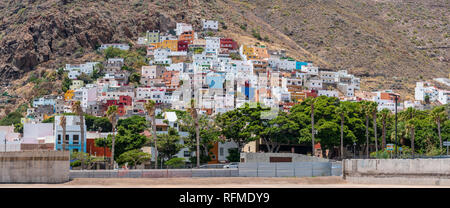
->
0, 150, 70, 183
343, 159, 450, 185
69, 169, 239, 179
241, 153, 329, 163
238, 162, 332, 177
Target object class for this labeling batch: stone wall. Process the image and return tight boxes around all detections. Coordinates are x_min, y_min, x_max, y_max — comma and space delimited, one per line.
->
0, 150, 70, 183
343, 159, 450, 186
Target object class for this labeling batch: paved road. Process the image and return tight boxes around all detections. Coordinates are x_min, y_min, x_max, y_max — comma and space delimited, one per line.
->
1, 177, 449, 188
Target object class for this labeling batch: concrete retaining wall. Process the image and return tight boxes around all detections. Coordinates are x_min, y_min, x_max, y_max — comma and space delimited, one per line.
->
241, 153, 329, 163
70, 169, 239, 179
238, 162, 332, 177
343, 159, 450, 185
0, 150, 70, 183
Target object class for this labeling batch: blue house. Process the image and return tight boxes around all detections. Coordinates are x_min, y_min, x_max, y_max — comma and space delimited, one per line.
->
296, 62, 309, 70
54, 115, 87, 153
207, 73, 225, 89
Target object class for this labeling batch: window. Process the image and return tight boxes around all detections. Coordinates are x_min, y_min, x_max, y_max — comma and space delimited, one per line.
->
73, 135, 79, 145
184, 151, 190, 157
220, 147, 224, 156
57, 135, 61, 144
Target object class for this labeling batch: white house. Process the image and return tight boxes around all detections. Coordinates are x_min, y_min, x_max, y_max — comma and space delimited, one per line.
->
205, 37, 220, 55
154, 48, 172, 65
175, 23, 193, 36
415, 82, 439, 102
318, 90, 339, 97
202, 19, 219, 30
99, 44, 130, 51
438, 90, 449, 104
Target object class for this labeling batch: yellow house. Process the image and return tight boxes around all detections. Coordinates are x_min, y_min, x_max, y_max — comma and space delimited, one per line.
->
243, 45, 259, 60
152, 40, 178, 51
64, 90, 75, 101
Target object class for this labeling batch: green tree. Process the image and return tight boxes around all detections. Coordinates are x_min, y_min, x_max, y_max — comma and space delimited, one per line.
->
431, 106, 446, 149
378, 108, 391, 149
361, 101, 372, 157
117, 149, 151, 169
85, 115, 112, 132
215, 103, 258, 153
14, 123, 23, 134
165, 157, 186, 168
157, 128, 184, 165
335, 104, 347, 159
0, 112, 22, 125
98, 116, 148, 162
226, 148, 240, 162
129, 72, 141, 85
61, 74, 72, 93
181, 113, 220, 164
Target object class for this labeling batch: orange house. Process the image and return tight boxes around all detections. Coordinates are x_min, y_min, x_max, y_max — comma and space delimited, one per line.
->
179, 30, 195, 44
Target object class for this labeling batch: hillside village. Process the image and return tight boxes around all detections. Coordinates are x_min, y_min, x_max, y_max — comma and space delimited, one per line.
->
0, 20, 448, 168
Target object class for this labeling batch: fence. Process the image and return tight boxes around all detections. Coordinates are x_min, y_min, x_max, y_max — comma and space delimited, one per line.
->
0, 143, 21, 152
70, 168, 239, 179
238, 162, 332, 177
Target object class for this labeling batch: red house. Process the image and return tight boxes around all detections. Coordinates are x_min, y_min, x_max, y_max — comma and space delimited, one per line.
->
105, 99, 119, 107
117, 105, 126, 116
119, 95, 132, 106
178, 40, 189, 51
220, 38, 238, 50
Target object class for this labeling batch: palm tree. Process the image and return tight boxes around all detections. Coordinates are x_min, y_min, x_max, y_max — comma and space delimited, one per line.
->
187, 99, 200, 168
378, 109, 391, 149
306, 97, 317, 157
71, 101, 85, 168
370, 102, 379, 153
405, 119, 416, 158
431, 106, 445, 150
144, 100, 157, 169
361, 101, 371, 158
106, 105, 118, 169
401, 107, 417, 156
60, 115, 67, 151
335, 104, 346, 160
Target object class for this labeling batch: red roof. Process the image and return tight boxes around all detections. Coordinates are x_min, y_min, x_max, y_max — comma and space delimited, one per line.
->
314, 143, 321, 149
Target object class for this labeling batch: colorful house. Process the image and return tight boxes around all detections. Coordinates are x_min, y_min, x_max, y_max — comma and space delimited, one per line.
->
177, 40, 190, 51
64, 90, 75, 101
54, 115, 87, 152
296, 62, 309, 70
179, 31, 195, 44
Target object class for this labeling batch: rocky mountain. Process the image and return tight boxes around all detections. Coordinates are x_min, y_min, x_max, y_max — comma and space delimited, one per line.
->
0, 0, 448, 112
